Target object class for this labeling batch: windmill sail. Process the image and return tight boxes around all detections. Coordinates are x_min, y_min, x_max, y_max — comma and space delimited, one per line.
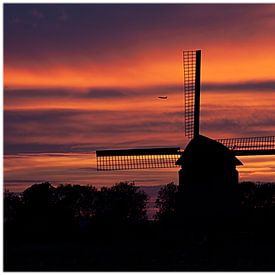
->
96, 147, 181, 171
183, 50, 201, 139
217, 136, 275, 156
95, 49, 275, 172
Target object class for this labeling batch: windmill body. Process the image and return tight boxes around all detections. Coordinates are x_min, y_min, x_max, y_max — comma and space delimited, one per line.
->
96, 50, 275, 218
176, 135, 242, 218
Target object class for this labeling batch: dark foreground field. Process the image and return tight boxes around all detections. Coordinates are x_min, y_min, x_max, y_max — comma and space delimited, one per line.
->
5, 219, 275, 271
5, 181, 275, 271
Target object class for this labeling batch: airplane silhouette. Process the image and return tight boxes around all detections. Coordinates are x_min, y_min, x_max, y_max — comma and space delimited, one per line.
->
158, 96, 168, 99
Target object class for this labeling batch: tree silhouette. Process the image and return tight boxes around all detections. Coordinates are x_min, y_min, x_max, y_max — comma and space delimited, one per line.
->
23, 182, 55, 209
239, 182, 256, 209
95, 182, 148, 224
155, 182, 178, 222
4, 190, 22, 226
239, 182, 275, 210
53, 184, 98, 232
255, 183, 275, 208
55, 184, 97, 219
21, 182, 56, 233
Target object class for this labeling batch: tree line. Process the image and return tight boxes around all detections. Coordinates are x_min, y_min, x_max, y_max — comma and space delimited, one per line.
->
4, 182, 148, 237
5, 181, 275, 271
4, 181, 275, 235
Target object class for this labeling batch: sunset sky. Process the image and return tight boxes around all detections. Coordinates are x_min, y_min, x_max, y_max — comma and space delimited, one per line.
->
4, 3, 275, 191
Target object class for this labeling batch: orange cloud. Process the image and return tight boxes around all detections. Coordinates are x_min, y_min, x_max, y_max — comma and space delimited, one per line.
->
5, 41, 275, 89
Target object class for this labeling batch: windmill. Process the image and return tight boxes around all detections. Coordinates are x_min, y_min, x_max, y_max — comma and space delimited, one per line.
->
96, 49, 275, 217
96, 50, 275, 171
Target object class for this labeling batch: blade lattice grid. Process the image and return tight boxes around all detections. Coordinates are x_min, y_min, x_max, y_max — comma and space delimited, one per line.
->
96, 147, 181, 171
183, 50, 197, 138
217, 136, 275, 156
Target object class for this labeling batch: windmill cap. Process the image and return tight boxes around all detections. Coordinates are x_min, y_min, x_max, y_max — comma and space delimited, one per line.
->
176, 135, 242, 167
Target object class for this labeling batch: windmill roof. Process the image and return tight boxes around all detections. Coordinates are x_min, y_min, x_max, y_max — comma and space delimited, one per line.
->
176, 135, 242, 167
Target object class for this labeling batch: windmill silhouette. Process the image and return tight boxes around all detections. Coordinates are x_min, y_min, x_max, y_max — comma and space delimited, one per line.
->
96, 50, 275, 171
96, 49, 275, 217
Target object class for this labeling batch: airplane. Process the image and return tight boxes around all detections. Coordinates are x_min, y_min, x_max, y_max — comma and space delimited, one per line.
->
158, 96, 168, 99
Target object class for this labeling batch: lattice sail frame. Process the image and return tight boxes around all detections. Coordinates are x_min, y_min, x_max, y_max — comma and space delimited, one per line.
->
96, 147, 181, 171
217, 136, 275, 156
183, 50, 201, 139
95, 50, 275, 172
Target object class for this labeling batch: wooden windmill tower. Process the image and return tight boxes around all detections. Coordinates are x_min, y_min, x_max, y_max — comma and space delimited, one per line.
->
96, 50, 275, 217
